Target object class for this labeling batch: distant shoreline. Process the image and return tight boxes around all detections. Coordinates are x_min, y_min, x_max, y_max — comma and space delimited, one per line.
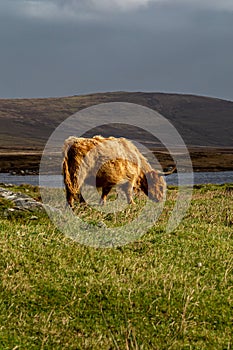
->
0, 147, 232, 173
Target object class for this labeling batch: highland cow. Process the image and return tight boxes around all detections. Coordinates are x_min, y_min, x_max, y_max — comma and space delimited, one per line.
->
62, 135, 175, 207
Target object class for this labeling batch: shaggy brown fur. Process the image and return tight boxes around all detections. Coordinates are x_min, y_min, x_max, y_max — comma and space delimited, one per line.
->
62, 135, 169, 207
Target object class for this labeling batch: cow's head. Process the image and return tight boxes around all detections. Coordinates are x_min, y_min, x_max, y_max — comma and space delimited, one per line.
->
146, 170, 167, 202
146, 166, 176, 202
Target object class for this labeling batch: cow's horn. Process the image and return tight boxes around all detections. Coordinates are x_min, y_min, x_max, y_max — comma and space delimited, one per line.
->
158, 166, 176, 176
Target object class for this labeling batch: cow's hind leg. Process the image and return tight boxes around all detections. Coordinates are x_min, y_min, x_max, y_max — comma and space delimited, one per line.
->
77, 191, 85, 204
65, 186, 85, 208
65, 188, 74, 208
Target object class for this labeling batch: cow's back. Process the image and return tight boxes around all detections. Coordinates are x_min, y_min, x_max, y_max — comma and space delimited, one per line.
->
78, 137, 148, 185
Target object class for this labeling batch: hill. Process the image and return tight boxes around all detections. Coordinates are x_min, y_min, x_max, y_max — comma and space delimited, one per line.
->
0, 91, 233, 172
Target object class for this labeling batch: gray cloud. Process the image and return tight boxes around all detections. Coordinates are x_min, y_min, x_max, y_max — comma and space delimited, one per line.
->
0, 0, 233, 100
3, 0, 233, 21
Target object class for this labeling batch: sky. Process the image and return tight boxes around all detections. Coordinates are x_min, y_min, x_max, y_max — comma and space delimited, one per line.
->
0, 0, 233, 100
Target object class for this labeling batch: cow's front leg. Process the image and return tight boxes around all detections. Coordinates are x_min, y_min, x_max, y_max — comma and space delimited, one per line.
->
99, 186, 112, 205
121, 182, 136, 205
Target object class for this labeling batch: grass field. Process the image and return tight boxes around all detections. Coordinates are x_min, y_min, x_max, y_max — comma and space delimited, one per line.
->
0, 184, 232, 349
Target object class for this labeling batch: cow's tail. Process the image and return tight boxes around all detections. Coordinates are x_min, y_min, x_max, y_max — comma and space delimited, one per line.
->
62, 137, 76, 197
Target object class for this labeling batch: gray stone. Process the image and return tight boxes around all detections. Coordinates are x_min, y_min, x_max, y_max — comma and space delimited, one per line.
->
0, 186, 44, 212
30, 215, 38, 220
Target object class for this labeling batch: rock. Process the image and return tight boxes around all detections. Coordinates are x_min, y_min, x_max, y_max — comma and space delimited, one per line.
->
97, 221, 107, 228
0, 186, 61, 215
30, 215, 38, 220
0, 187, 44, 212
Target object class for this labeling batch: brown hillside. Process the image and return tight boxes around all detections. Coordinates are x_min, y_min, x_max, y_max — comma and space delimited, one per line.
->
0, 91, 233, 172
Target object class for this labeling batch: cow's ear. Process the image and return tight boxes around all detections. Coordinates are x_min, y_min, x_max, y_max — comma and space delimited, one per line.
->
145, 170, 152, 179
151, 170, 158, 176
146, 170, 157, 181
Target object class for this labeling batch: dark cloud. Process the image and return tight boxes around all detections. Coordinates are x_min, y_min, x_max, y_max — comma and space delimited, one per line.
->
0, 0, 233, 100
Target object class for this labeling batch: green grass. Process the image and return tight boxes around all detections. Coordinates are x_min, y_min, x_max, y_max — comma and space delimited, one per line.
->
0, 184, 232, 349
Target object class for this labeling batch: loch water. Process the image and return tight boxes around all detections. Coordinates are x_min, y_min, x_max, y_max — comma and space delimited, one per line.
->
0, 172, 232, 187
